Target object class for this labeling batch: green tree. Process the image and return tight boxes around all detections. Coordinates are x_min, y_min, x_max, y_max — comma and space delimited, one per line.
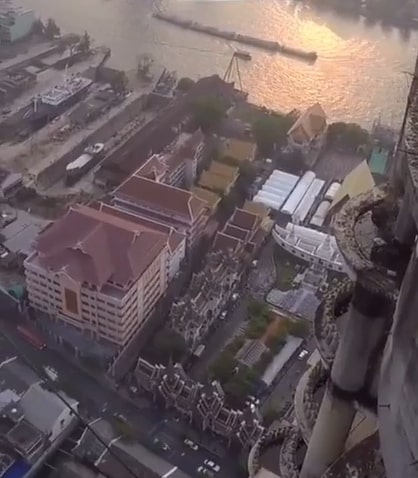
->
79, 31, 91, 53
31, 18, 44, 35
284, 318, 310, 338
263, 407, 282, 426
192, 96, 227, 133
177, 77, 195, 92
209, 352, 238, 382
252, 113, 294, 156
224, 368, 257, 406
151, 328, 187, 364
44, 18, 60, 39
327, 122, 370, 152
248, 299, 267, 317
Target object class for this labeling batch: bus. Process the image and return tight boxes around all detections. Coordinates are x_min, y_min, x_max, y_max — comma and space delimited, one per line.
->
17, 325, 46, 350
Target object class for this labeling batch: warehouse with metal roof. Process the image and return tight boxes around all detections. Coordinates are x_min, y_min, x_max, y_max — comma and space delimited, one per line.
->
324, 182, 341, 201
253, 170, 299, 211
281, 171, 316, 216
292, 178, 325, 224
310, 200, 332, 228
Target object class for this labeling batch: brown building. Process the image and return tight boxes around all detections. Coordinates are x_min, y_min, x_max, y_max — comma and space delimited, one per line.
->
213, 207, 271, 257
112, 175, 208, 250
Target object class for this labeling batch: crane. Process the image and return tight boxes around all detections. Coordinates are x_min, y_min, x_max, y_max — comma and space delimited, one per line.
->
223, 50, 251, 92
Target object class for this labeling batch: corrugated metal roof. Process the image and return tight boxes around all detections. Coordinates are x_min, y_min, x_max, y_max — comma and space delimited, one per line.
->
281, 171, 316, 216
253, 170, 299, 211
310, 200, 331, 228
292, 178, 325, 224
324, 182, 341, 201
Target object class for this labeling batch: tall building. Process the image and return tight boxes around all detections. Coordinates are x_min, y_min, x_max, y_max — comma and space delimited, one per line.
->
24, 204, 172, 347
248, 59, 418, 478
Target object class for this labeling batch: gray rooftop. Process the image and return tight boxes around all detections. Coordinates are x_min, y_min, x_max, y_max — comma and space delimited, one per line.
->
0, 357, 40, 395
2, 210, 49, 256
20, 383, 78, 435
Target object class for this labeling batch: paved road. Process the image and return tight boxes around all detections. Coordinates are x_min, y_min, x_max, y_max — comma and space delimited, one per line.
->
262, 337, 317, 413
0, 321, 244, 478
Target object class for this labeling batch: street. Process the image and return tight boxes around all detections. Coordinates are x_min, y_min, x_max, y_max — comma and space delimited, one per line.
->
0, 321, 244, 478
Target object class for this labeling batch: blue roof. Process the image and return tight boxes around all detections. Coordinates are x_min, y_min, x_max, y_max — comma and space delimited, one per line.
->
3, 460, 31, 478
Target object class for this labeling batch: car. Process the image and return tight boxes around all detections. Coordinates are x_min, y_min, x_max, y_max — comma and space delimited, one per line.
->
197, 466, 213, 476
204, 459, 220, 472
153, 438, 170, 451
220, 311, 227, 320
184, 438, 199, 451
298, 349, 309, 360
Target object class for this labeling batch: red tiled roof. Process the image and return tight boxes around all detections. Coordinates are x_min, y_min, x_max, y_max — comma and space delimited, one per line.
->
94, 202, 185, 254
134, 154, 167, 181
114, 176, 206, 221
223, 224, 249, 241
230, 208, 259, 231
213, 231, 242, 253
34, 205, 167, 288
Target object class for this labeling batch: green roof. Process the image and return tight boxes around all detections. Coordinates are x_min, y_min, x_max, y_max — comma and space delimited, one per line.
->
369, 147, 389, 175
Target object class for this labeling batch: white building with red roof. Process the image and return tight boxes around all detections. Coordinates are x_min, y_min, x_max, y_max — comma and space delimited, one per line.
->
24, 204, 174, 347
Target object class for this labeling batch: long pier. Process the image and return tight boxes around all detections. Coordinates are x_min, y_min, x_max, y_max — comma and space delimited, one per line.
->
153, 12, 318, 62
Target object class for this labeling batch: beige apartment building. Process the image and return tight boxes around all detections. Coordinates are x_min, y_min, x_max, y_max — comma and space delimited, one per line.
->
24, 204, 171, 347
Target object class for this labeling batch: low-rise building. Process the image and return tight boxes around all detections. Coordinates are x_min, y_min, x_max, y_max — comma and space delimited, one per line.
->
135, 358, 264, 449
24, 204, 171, 347
112, 175, 208, 250
0, 357, 78, 476
220, 137, 256, 164
198, 161, 239, 195
134, 130, 207, 189
169, 250, 240, 350
73, 418, 190, 478
213, 207, 271, 258
190, 186, 221, 213
286, 103, 327, 167
0, 7, 35, 43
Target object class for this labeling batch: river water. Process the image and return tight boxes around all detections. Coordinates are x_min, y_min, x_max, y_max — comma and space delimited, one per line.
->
20, 0, 418, 127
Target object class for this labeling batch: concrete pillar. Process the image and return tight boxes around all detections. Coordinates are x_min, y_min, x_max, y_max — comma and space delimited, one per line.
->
300, 386, 356, 478
395, 196, 416, 246
301, 275, 392, 478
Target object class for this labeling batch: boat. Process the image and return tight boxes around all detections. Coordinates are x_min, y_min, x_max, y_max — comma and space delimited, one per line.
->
24, 74, 93, 131
65, 143, 105, 186
235, 50, 252, 61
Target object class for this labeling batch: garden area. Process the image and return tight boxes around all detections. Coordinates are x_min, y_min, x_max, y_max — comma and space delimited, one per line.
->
208, 300, 309, 407
273, 245, 303, 291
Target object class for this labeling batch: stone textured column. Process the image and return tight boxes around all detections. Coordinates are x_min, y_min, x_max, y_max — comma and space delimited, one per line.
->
301, 275, 392, 478
395, 196, 416, 246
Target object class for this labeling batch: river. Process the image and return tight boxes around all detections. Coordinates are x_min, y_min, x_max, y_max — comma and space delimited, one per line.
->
20, 0, 418, 127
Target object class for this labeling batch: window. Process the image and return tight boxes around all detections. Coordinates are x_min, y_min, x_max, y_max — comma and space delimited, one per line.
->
64, 288, 79, 315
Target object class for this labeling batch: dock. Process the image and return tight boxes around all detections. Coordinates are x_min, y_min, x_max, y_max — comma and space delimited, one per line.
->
153, 12, 317, 62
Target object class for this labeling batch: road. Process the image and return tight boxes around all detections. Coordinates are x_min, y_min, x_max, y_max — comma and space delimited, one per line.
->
0, 321, 244, 478
261, 337, 317, 414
